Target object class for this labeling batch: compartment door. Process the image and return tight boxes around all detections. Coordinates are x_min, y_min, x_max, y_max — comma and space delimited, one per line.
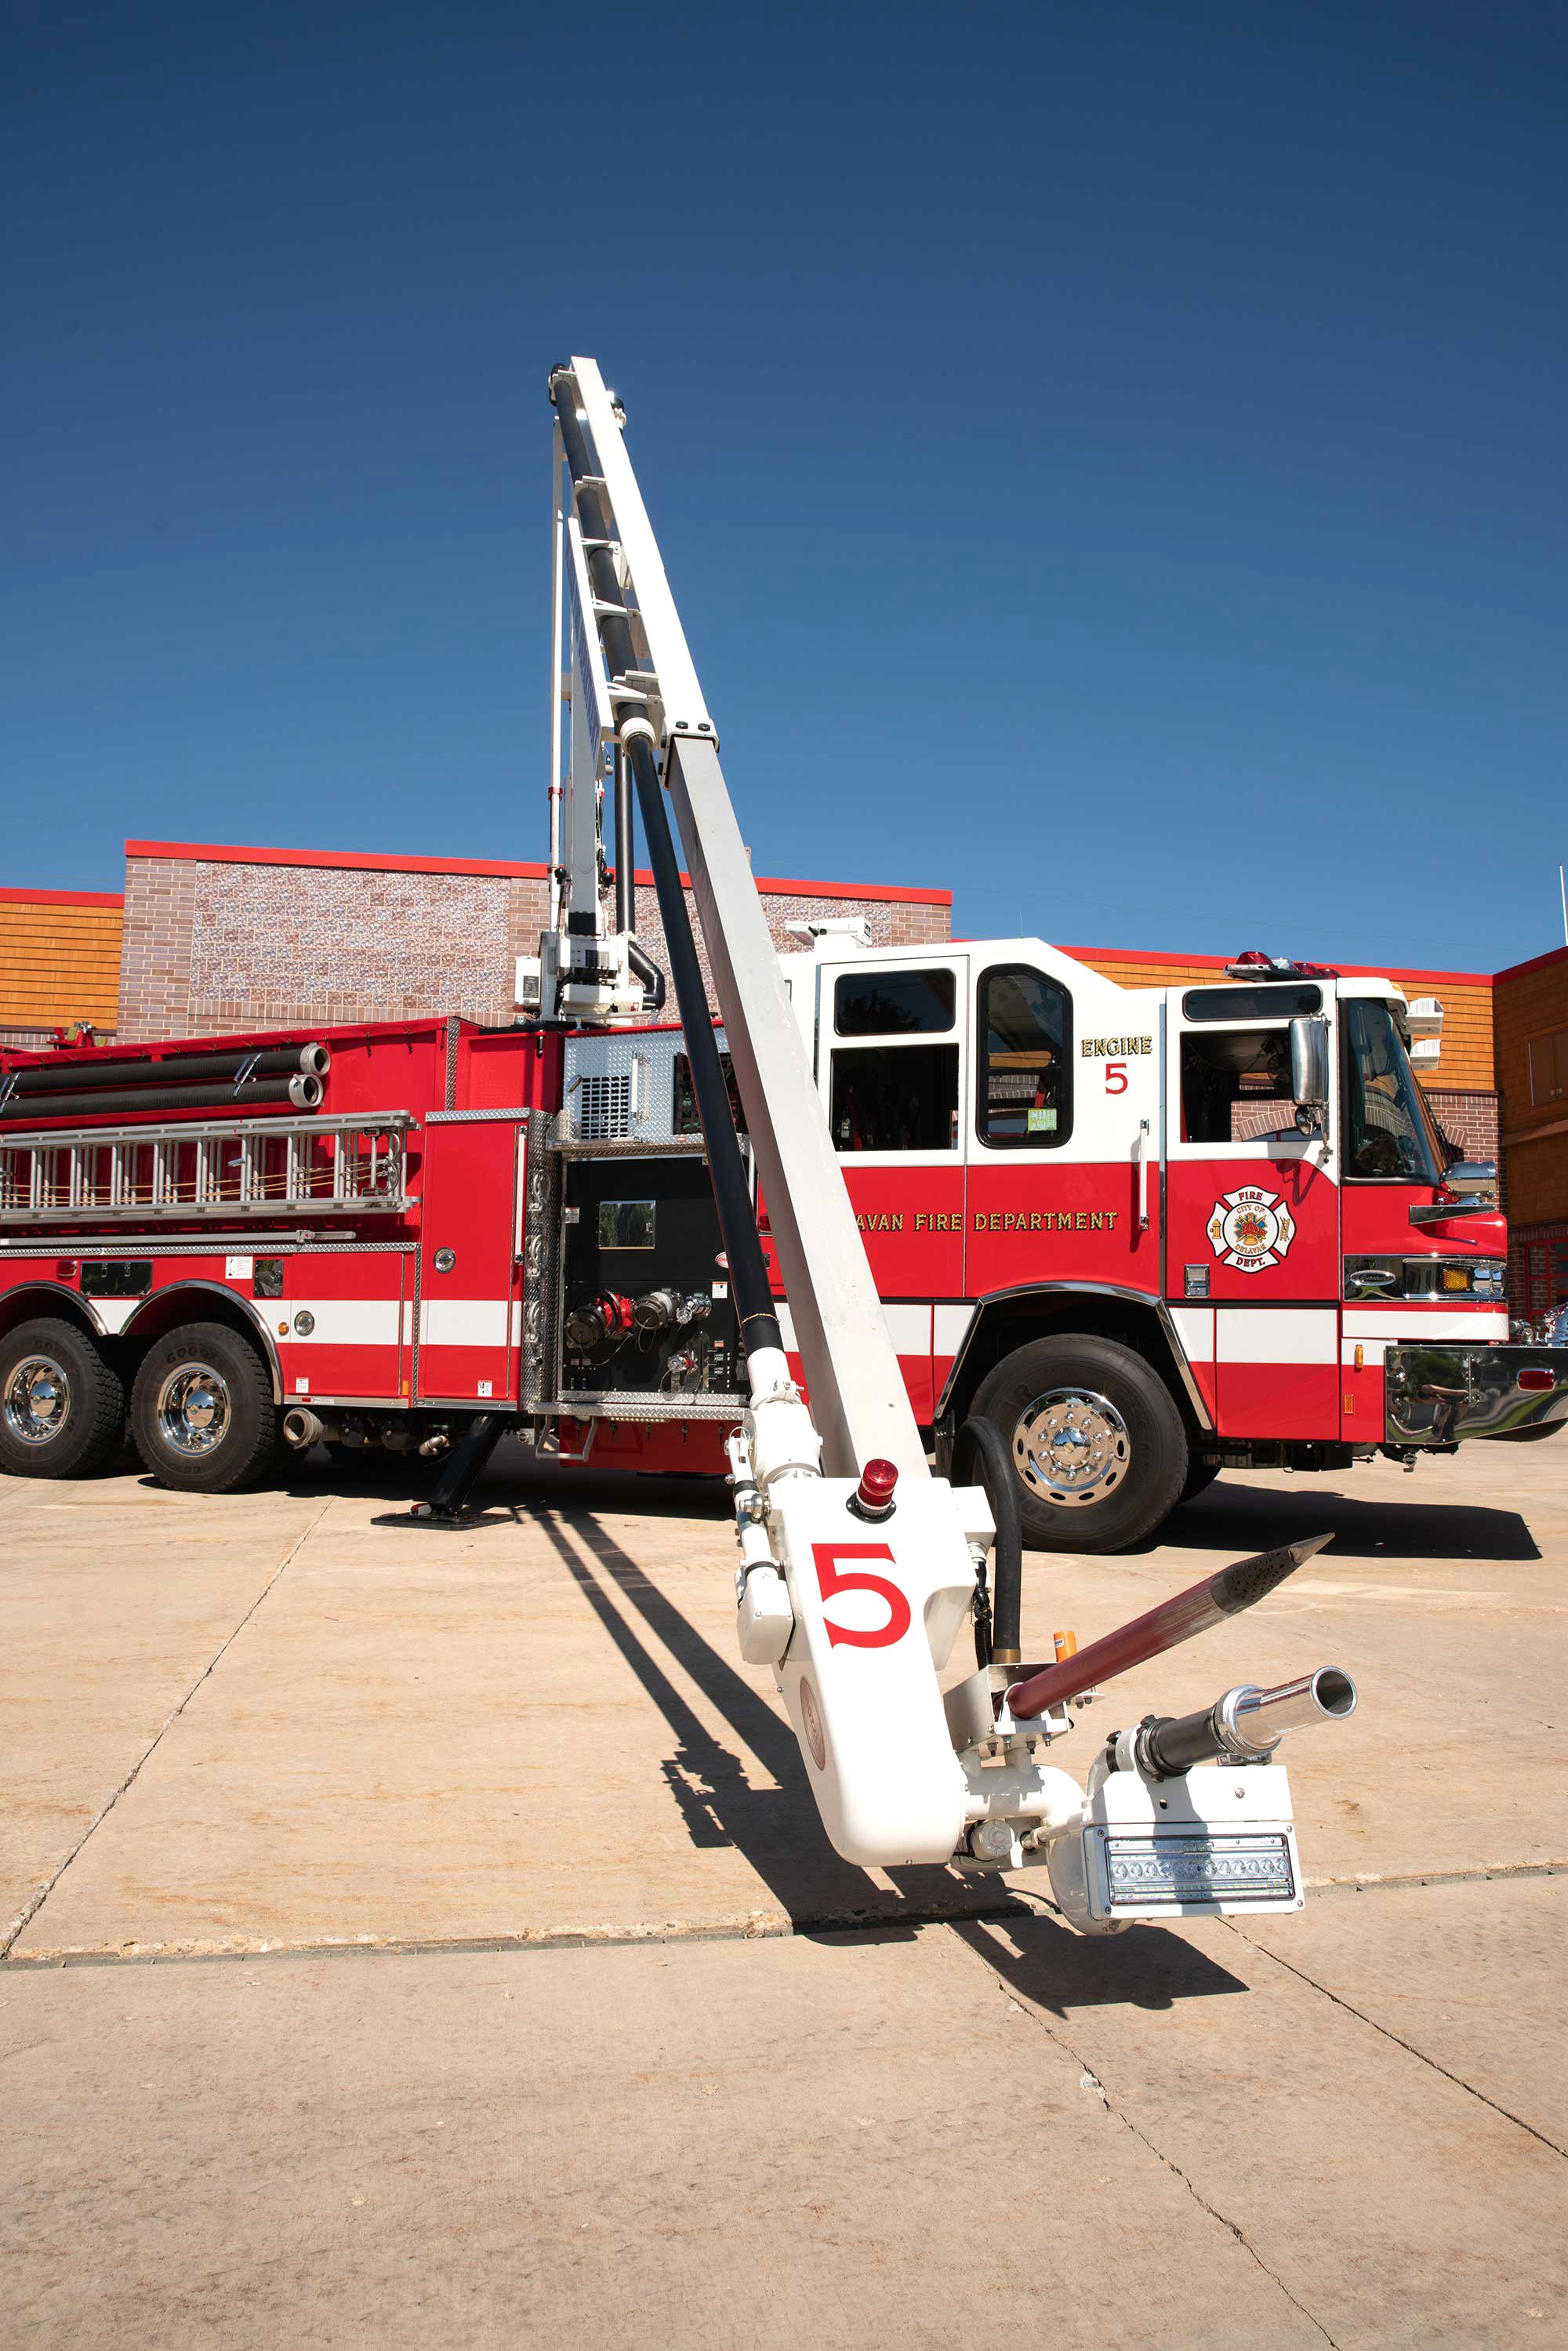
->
415, 1117, 526, 1405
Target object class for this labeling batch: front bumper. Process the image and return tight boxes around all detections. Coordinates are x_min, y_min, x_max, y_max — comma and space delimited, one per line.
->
1385, 1346, 1568, 1446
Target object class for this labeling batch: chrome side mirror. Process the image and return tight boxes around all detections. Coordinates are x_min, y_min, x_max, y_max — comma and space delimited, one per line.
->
1408, 1154, 1501, 1223
1289, 1015, 1330, 1133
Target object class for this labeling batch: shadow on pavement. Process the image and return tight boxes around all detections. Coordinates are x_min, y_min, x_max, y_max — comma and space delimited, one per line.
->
276, 1434, 733, 1525
532, 1504, 1021, 1939
947, 1909, 1248, 2015
278, 1439, 1540, 1564
1140, 1478, 1540, 1564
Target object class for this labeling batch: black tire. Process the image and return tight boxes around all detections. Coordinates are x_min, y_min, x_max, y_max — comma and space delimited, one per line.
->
971, 1333, 1189, 1554
130, 1321, 279, 1493
1179, 1459, 1222, 1504
0, 1317, 126, 1480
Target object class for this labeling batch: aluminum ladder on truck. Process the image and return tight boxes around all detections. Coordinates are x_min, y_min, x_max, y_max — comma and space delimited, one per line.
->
0, 1110, 414, 1226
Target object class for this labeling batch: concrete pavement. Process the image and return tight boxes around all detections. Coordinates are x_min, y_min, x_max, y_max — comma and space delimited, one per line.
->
4, 1440, 1566, 2344
5, 1442, 1566, 1960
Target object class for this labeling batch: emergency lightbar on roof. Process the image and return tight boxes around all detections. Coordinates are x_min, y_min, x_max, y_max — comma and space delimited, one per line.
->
1226, 949, 1341, 981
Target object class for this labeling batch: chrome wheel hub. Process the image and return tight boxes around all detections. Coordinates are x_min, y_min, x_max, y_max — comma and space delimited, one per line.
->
3, 1355, 71, 1446
155, 1363, 231, 1458
1013, 1386, 1131, 1509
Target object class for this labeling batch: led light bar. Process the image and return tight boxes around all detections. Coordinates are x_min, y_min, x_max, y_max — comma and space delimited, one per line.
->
1100, 1831, 1296, 1907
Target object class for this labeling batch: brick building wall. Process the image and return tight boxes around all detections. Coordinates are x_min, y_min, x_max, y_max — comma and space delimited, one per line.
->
114, 840, 952, 1043
1423, 1088, 1501, 1163
1493, 943, 1568, 1317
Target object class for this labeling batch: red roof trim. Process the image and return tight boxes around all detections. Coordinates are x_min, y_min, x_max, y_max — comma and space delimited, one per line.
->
0, 887, 124, 910
1061, 944, 1495, 990
1494, 941, 1568, 986
126, 838, 550, 881
743, 874, 950, 907
123, 839, 950, 906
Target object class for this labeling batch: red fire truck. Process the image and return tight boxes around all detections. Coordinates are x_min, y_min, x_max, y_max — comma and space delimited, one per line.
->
2, 358, 1563, 1564
2, 939, 1559, 1550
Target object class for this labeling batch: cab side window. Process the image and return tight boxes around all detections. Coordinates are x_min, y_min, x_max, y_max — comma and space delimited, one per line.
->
977, 966, 1071, 1149
829, 966, 959, 1154
1180, 1029, 1294, 1143
834, 968, 955, 1037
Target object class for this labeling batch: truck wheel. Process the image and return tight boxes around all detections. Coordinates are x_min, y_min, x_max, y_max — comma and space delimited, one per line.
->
0, 1317, 126, 1479
971, 1334, 1189, 1554
1179, 1460, 1221, 1504
130, 1322, 279, 1494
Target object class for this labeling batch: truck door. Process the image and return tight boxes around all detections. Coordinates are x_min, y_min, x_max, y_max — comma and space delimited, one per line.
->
964, 957, 1144, 1292
816, 954, 967, 1419
1163, 982, 1340, 1440
413, 1113, 527, 1408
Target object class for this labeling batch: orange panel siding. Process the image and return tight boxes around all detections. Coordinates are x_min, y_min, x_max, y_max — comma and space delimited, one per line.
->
0, 902, 125, 1031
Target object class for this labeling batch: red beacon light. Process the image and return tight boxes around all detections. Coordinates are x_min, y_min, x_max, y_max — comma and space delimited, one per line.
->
1225, 948, 1340, 981
849, 1458, 898, 1521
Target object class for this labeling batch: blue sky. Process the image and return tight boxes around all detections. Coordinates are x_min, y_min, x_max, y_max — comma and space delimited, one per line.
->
4, 0, 1564, 971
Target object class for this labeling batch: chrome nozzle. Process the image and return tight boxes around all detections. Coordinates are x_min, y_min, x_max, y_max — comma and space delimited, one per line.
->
1218, 1667, 1358, 1758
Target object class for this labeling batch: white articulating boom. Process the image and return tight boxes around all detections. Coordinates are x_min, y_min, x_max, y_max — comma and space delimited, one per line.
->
543, 358, 1358, 1910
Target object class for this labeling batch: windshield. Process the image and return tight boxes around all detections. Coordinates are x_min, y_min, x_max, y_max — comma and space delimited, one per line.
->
1342, 998, 1446, 1185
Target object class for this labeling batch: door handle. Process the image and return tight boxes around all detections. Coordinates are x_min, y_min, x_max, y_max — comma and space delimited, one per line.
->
1137, 1120, 1151, 1231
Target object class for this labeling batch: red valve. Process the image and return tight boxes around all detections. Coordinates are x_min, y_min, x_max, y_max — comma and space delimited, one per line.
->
564, 1290, 635, 1351
850, 1458, 898, 1521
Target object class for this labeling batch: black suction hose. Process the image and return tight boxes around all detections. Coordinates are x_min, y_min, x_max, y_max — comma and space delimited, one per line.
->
614, 743, 636, 935
626, 733, 780, 1361
0, 1074, 321, 1125
551, 368, 780, 1368
626, 939, 666, 1012
2, 1042, 329, 1099
953, 1415, 1023, 1669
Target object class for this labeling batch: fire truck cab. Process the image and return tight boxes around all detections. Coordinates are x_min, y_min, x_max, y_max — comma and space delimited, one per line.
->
768, 929, 1533, 1548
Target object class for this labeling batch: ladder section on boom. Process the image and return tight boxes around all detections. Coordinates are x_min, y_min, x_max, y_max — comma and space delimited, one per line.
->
0, 1110, 413, 1226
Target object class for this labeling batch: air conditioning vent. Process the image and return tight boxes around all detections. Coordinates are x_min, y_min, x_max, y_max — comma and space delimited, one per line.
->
576, 1069, 636, 1140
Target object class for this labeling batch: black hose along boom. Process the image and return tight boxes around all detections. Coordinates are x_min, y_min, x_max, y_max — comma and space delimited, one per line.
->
549, 367, 782, 1374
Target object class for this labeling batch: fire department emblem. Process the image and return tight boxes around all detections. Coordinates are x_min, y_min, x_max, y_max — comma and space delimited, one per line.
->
1207, 1186, 1294, 1274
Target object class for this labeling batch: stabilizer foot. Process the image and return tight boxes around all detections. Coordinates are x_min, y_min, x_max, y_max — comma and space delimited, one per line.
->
372, 1412, 509, 1530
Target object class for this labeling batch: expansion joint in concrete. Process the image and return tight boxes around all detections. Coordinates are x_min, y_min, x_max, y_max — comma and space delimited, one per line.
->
0, 1499, 333, 1961
963, 1920, 1342, 2349
1225, 1923, 1568, 2165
